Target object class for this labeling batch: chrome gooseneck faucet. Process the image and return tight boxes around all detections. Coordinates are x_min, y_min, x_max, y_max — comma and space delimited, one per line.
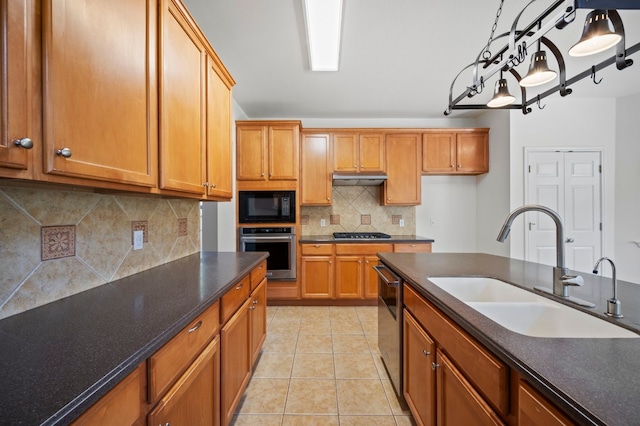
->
497, 204, 595, 308
593, 257, 623, 318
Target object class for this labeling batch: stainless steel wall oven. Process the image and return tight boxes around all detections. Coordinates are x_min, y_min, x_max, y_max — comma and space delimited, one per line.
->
238, 227, 296, 280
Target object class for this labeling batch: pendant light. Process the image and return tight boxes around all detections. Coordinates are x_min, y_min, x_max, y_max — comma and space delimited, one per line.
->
569, 10, 622, 57
519, 41, 557, 87
487, 71, 516, 108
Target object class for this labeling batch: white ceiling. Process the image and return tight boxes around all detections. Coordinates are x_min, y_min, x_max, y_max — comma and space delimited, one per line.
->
182, 0, 640, 119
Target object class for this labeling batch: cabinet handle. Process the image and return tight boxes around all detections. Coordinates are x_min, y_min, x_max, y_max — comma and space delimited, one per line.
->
327, 197, 330, 201
353, 164, 357, 168
431, 362, 440, 370
188, 320, 202, 333
203, 182, 209, 187
261, 172, 264, 177
249, 305, 256, 310
211, 183, 216, 188
269, 173, 272, 177
236, 283, 243, 290
458, 164, 462, 167
358, 260, 362, 264
329, 260, 332, 264
13, 138, 33, 149
252, 299, 258, 305
56, 147, 72, 158
423, 349, 431, 356
314, 244, 320, 248
450, 164, 454, 168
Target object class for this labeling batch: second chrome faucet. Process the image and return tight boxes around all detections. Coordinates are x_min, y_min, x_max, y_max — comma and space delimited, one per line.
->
497, 204, 595, 308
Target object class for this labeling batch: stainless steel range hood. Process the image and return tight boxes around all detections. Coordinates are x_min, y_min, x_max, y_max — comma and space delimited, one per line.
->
332, 171, 388, 186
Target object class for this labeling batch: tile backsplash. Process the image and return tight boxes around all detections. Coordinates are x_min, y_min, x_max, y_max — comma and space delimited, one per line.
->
301, 186, 415, 235
0, 186, 200, 320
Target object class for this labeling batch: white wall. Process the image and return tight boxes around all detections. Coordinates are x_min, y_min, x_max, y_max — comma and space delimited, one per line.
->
508, 97, 617, 263
614, 93, 640, 283
476, 110, 511, 257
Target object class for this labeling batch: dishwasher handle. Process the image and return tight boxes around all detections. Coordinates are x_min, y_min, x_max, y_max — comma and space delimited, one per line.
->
374, 265, 399, 287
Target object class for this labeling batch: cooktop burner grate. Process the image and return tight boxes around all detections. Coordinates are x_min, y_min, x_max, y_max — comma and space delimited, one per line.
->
332, 232, 392, 239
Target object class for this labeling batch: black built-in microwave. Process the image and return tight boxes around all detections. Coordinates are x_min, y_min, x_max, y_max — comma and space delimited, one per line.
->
238, 191, 296, 223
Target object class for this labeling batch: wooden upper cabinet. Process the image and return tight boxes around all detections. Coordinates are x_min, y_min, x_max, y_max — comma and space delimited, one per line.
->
422, 130, 489, 175
237, 121, 300, 181
301, 133, 332, 205
159, 0, 206, 195
333, 132, 384, 172
206, 56, 234, 200
0, 0, 32, 177
383, 133, 421, 206
41, 0, 158, 187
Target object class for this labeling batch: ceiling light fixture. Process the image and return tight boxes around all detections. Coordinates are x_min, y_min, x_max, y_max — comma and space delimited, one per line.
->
487, 74, 517, 108
302, 0, 343, 71
569, 9, 622, 57
445, 0, 639, 116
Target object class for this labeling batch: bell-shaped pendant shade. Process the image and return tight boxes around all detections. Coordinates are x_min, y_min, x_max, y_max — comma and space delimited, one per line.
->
487, 78, 516, 108
519, 50, 557, 87
569, 10, 621, 57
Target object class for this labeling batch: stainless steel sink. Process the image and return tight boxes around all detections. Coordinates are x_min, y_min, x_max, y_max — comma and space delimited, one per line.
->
427, 277, 638, 338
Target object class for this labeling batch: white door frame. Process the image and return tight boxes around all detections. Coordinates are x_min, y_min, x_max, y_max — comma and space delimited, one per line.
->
523, 147, 606, 264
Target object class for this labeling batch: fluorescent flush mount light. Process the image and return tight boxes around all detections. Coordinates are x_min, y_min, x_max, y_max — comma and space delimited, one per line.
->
302, 0, 343, 71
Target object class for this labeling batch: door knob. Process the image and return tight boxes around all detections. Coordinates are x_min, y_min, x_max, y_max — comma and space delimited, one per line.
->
565, 238, 575, 243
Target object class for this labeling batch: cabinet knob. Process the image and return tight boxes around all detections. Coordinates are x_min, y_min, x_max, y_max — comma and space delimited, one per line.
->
236, 283, 243, 290
450, 164, 454, 168
56, 147, 72, 158
269, 173, 272, 177
327, 198, 330, 201
358, 260, 362, 264
431, 362, 440, 370
188, 320, 203, 333
249, 305, 256, 310
458, 164, 462, 167
13, 138, 33, 149
353, 164, 357, 168
261, 172, 264, 177
328, 260, 332, 264
423, 349, 431, 356
211, 183, 216, 188
387, 198, 391, 201
203, 182, 209, 187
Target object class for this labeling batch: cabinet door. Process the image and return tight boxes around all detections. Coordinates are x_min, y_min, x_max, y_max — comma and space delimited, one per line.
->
333, 132, 358, 172
335, 256, 363, 299
359, 133, 385, 172
250, 277, 267, 366
383, 134, 421, 205
268, 124, 298, 180
236, 125, 266, 180
422, 133, 456, 174
221, 299, 251, 426
148, 336, 220, 426
404, 311, 436, 426
363, 256, 380, 299
0, 0, 31, 174
206, 56, 233, 199
436, 351, 504, 426
159, 0, 206, 194
456, 132, 488, 174
42, 0, 157, 187
301, 256, 334, 299
301, 133, 332, 205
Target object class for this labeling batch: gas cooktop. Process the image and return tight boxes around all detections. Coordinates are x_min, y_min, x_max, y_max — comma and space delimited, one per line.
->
333, 232, 392, 240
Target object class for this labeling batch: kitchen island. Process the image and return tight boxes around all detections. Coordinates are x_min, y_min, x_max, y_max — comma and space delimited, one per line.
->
0, 251, 267, 425
378, 252, 640, 426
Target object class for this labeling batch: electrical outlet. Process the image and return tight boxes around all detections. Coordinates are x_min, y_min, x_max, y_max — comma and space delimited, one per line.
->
399, 219, 405, 227
430, 218, 437, 227
133, 230, 144, 250
320, 218, 326, 227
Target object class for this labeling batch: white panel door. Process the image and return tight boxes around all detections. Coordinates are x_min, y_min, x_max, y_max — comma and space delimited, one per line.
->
526, 150, 602, 274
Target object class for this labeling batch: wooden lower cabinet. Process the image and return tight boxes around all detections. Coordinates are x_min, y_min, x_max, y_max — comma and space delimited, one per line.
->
221, 298, 252, 425
250, 277, 267, 366
335, 256, 363, 299
403, 311, 436, 426
436, 351, 504, 426
301, 256, 334, 299
363, 256, 381, 299
518, 381, 573, 426
148, 336, 221, 426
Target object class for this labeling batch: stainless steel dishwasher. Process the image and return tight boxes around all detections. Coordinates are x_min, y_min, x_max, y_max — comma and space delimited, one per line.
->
375, 263, 404, 402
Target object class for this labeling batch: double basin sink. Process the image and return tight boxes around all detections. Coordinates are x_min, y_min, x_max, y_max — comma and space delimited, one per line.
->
427, 277, 638, 338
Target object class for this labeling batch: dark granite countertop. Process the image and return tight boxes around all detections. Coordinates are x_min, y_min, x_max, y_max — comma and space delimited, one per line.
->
0, 251, 268, 426
377, 252, 640, 426
299, 234, 435, 244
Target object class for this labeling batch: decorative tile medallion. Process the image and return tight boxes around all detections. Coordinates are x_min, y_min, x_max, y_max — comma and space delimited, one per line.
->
41, 225, 76, 261
131, 220, 148, 243
361, 215, 371, 225
330, 214, 341, 225
301, 215, 309, 225
178, 218, 188, 237
392, 215, 402, 225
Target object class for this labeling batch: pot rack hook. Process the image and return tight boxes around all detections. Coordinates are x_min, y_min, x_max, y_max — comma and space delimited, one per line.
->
591, 66, 603, 85
536, 95, 546, 109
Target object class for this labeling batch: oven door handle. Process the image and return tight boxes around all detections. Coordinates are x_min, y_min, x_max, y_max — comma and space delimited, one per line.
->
373, 265, 399, 287
240, 235, 294, 242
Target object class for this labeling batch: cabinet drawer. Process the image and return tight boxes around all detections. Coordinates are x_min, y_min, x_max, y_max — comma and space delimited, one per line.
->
221, 275, 251, 323
250, 260, 267, 291
148, 301, 220, 403
335, 243, 392, 256
518, 380, 572, 426
404, 284, 509, 417
72, 363, 144, 426
393, 243, 432, 253
301, 243, 333, 256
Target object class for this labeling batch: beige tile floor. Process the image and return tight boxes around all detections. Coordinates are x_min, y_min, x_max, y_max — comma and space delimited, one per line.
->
232, 306, 415, 426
